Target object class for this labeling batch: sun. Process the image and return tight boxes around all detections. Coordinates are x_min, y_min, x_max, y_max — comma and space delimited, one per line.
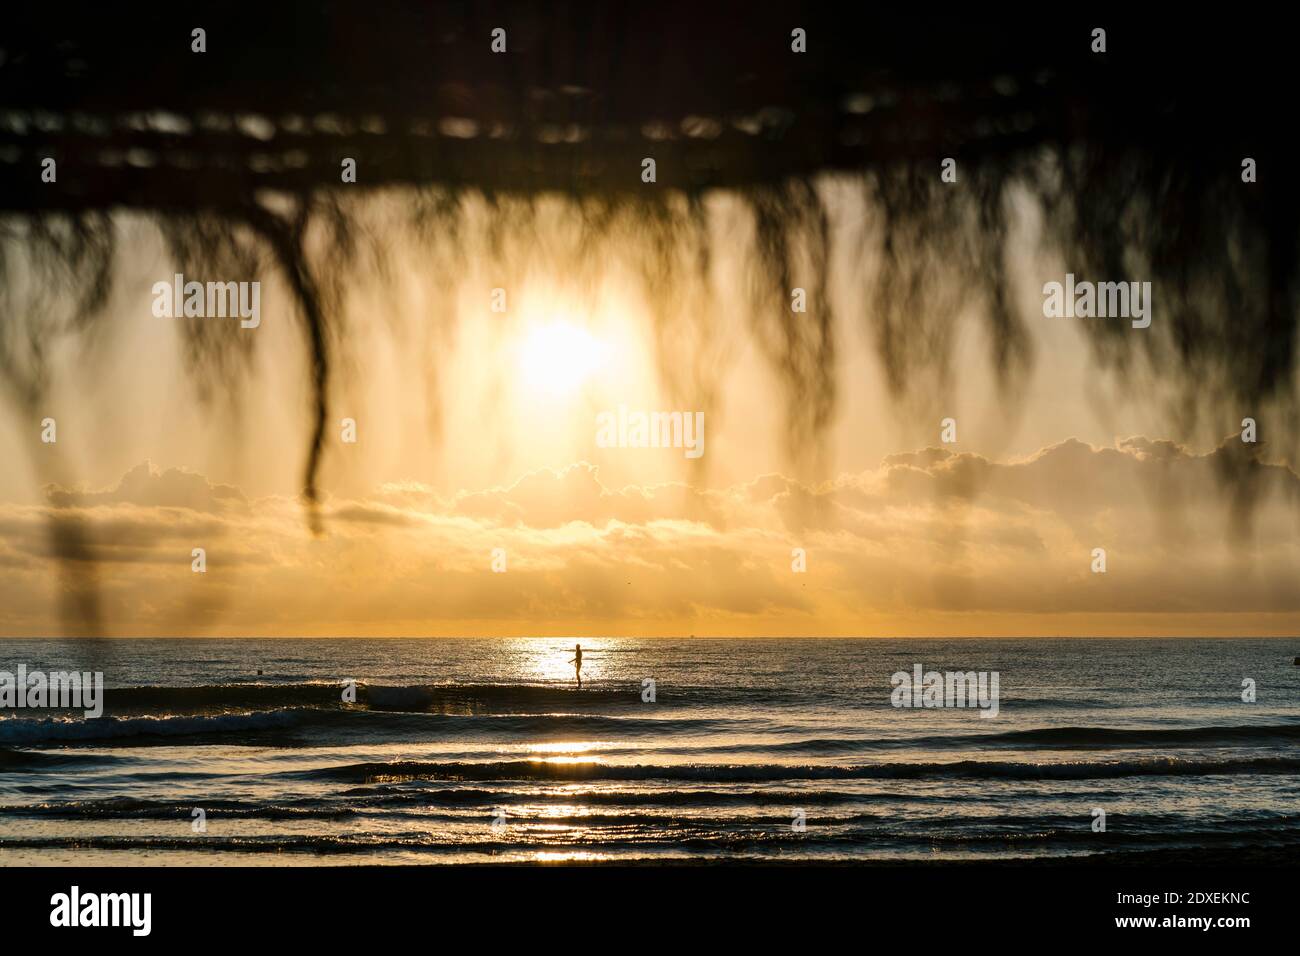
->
516, 320, 609, 396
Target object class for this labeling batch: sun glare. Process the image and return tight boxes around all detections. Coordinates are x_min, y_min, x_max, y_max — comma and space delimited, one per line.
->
517, 321, 608, 396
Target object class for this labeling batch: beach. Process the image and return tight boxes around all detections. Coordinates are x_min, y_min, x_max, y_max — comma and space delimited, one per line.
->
1, 637, 1296, 866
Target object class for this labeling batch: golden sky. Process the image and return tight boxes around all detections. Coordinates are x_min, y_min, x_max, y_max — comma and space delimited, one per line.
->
2, 187, 1297, 637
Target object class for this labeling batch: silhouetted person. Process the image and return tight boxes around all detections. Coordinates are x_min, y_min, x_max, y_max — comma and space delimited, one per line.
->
569, 643, 583, 688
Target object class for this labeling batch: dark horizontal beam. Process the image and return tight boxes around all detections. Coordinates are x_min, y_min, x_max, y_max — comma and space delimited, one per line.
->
0, 3, 1291, 212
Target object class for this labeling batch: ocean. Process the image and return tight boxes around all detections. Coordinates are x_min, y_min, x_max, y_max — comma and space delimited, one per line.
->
0, 638, 1297, 865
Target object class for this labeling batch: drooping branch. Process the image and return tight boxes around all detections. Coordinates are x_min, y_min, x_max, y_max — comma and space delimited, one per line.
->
243, 200, 332, 535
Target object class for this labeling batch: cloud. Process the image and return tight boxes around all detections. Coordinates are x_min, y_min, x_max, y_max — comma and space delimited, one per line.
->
3, 438, 1298, 636
44, 461, 246, 512
445, 462, 727, 530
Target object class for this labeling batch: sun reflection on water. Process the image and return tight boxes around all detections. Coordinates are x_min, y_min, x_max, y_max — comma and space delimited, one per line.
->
529, 639, 603, 684
524, 741, 606, 755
